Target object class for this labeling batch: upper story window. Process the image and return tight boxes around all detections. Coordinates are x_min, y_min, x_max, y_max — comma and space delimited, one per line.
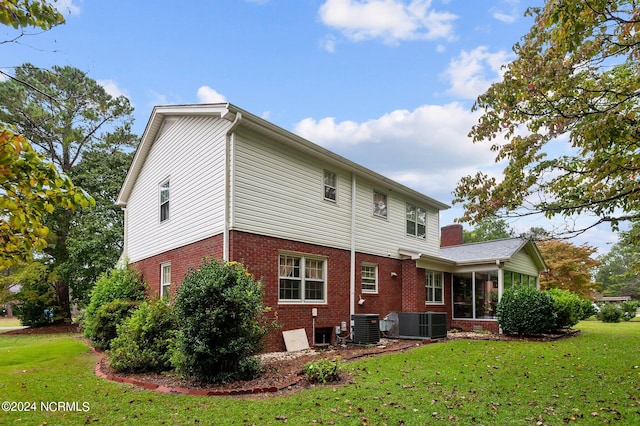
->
373, 191, 387, 218
425, 270, 443, 304
161, 262, 171, 299
324, 170, 337, 202
278, 253, 326, 303
160, 179, 170, 222
361, 263, 378, 293
406, 203, 426, 239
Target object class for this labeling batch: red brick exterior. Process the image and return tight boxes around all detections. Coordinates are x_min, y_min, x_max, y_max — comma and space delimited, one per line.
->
441, 224, 464, 247
130, 234, 224, 299
131, 230, 456, 352
130, 228, 505, 351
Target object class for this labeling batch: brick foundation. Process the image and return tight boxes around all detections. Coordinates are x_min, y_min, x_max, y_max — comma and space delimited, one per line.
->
130, 230, 444, 352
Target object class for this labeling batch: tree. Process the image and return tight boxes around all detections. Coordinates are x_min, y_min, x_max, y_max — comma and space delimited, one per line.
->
58, 149, 134, 305
537, 239, 601, 299
0, 63, 137, 318
454, 0, 640, 242
596, 220, 640, 299
463, 215, 513, 243
0, 128, 92, 268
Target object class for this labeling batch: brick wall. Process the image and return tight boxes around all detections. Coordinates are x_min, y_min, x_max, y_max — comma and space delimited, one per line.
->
441, 224, 464, 247
131, 230, 437, 352
130, 234, 224, 298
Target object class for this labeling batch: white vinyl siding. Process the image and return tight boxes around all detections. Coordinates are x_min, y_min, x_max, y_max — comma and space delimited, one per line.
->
354, 178, 440, 258
233, 129, 353, 250
504, 250, 541, 280
125, 116, 228, 262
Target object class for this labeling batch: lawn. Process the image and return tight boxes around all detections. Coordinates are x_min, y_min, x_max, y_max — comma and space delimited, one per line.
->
1, 321, 639, 425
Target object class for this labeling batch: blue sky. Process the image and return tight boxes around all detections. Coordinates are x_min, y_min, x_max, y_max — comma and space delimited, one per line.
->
1, 0, 618, 254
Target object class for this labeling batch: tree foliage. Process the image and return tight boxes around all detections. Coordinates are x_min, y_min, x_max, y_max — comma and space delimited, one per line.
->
463, 215, 513, 243
0, 128, 93, 267
0, 63, 137, 313
537, 239, 600, 298
454, 0, 640, 241
596, 220, 640, 299
0, 0, 64, 30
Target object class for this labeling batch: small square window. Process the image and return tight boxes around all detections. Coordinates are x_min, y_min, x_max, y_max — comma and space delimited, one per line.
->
373, 191, 387, 218
278, 254, 326, 303
324, 170, 337, 202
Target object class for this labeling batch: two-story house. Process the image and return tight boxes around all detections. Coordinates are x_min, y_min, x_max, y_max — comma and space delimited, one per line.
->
117, 103, 546, 351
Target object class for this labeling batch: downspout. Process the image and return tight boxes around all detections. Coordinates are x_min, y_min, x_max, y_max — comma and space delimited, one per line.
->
350, 173, 357, 335
224, 111, 243, 261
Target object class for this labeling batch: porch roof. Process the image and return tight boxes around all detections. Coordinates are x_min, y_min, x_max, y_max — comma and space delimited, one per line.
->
439, 238, 546, 271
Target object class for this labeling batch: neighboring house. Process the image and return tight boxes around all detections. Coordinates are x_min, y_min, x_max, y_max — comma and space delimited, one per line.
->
117, 103, 547, 351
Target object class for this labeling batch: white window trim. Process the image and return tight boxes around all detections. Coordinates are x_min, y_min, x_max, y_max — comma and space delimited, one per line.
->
425, 270, 444, 304
373, 190, 388, 219
160, 262, 171, 299
323, 169, 337, 203
278, 253, 327, 304
406, 203, 426, 239
361, 263, 378, 294
159, 178, 170, 223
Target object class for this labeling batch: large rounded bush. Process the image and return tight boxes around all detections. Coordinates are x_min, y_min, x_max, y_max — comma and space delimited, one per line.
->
598, 303, 623, 323
109, 300, 177, 373
172, 259, 269, 383
497, 286, 556, 335
547, 288, 582, 328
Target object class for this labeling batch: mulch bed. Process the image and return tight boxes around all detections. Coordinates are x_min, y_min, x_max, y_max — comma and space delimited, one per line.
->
4, 322, 580, 396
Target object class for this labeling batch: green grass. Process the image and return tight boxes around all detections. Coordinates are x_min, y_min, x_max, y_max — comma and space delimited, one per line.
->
1, 322, 639, 425
0, 317, 21, 328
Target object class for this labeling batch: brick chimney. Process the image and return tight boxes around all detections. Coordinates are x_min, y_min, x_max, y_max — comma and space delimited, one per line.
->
441, 224, 463, 247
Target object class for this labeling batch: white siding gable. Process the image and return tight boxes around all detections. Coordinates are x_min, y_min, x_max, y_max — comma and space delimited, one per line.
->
125, 116, 229, 262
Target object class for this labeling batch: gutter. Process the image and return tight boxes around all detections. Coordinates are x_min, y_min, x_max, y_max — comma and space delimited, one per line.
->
223, 110, 243, 261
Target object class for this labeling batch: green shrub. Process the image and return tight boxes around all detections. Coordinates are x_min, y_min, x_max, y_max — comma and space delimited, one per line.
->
83, 267, 146, 343
578, 298, 598, 320
10, 263, 58, 327
620, 301, 638, 321
598, 303, 623, 323
497, 286, 556, 335
547, 288, 581, 328
172, 259, 269, 383
86, 299, 137, 350
303, 358, 342, 384
109, 300, 177, 373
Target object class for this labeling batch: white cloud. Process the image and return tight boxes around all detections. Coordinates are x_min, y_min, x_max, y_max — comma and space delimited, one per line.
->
492, 10, 517, 23
318, 0, 458, 45
320, 34, 337, 53
442, 46, 512, 99
196, 86, 227, 103
97, 79, 129, 99
294, 103, 499, 202
56, 0, 81, 16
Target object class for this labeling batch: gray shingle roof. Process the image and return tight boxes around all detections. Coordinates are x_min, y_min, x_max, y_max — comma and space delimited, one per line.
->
439, 238, 528, 263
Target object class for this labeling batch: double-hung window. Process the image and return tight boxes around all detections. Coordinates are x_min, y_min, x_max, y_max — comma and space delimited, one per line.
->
160, 179, 170, 222
160, 263, 171, 299
324, 170, 337, 202
425, 270, 443, 304
279, 254, 326, 303
406, 203, 426, 239
373, 191, 387, 218
361, 264, 378, 293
